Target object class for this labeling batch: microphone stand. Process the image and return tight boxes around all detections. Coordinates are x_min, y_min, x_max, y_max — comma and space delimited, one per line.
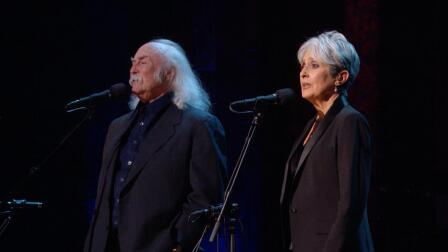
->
189, 203, 239, 252
0, 107, 95, 238
208, 105, 264, 252
226, 203, 239, 252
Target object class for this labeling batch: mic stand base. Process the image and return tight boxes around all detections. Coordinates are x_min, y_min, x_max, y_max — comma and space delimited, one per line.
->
227, 203, 239, 252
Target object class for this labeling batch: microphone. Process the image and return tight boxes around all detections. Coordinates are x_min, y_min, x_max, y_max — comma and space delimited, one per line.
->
188, 204, 224, 222
65, 83, 130, 111
1, 199, 44, 209
229, 88, 296, 112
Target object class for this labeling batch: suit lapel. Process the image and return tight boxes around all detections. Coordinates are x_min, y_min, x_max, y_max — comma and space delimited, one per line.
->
120, 104, 182, 194
105, 113, 137, 166
280, 118, 314, 204
286, 119, 314, 168
293, 96, 348, 178
96, 111, 137, 204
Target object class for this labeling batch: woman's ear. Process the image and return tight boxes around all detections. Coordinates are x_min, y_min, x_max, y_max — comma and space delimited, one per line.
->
335, 70, 350, 86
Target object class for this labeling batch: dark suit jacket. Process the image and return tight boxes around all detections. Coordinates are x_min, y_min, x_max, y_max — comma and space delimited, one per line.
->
84, 102, 227, 252
280, 96, 374, 252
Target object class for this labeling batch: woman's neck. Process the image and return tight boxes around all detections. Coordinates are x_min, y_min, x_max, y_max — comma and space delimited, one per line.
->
312, 93, 340, 118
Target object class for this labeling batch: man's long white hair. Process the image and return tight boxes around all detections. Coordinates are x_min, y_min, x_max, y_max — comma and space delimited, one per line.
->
129, 39, 211, 112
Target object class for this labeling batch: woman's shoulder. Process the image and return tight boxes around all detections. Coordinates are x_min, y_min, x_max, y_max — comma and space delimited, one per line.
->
338, 105, 369, 126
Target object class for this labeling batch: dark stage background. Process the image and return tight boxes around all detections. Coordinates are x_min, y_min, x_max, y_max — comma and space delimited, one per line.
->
1, 0, 446, 251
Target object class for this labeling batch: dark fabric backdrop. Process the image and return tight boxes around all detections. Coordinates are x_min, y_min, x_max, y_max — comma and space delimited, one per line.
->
1, 0, 446, 251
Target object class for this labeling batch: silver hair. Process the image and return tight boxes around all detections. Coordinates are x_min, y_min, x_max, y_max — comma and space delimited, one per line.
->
297, 31, 360, 91
141, 39, 211, 112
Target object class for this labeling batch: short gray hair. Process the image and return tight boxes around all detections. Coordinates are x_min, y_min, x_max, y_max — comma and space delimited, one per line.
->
297, 31, 360, 90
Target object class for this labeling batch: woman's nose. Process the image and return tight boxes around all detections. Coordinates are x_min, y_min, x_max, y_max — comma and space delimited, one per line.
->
300, 69, 307, 78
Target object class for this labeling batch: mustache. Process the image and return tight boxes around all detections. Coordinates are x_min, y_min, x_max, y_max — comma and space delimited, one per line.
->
129, 75, 142, 85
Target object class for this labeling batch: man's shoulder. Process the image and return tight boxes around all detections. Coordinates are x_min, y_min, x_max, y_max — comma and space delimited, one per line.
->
181, 107, 224, 132
112, 110, 133, 124
107, 110, 134, 132
183, 107, 215, 121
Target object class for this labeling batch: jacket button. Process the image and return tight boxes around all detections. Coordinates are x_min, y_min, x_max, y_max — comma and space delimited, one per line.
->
290, 208, 297, 214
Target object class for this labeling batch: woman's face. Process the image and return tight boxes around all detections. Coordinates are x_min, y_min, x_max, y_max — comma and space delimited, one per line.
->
299, 51, 337, 104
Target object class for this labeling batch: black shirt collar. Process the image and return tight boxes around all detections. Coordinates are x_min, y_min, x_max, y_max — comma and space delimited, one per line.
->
136, 92, 173, 116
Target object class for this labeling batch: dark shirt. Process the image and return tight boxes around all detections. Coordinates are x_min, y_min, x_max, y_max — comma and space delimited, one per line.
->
111, 93, 172, 229
289, 116, 320, 175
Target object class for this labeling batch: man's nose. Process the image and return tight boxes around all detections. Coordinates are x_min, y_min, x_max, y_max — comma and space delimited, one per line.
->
130, 64, 138, 74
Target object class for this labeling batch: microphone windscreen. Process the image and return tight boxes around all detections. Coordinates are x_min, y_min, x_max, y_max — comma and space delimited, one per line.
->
110, 83, 131, 100
275, 88, 296, 105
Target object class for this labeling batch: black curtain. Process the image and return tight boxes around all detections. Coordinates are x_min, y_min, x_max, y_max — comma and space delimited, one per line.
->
1, 0, 446, 251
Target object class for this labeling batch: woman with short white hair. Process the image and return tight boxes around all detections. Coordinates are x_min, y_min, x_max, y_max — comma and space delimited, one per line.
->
280, 31, 374, 252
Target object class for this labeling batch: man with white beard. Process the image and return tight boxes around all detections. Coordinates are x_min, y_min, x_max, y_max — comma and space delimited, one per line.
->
84, 39, 227, 252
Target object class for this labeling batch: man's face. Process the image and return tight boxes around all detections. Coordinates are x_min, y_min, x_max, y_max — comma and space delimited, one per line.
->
129, 44, 170, 103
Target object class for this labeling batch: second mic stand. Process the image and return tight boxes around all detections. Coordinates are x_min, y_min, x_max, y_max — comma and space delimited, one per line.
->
208, 108, 263, 252
190, 203, 240, 252
0, 107, 95, 239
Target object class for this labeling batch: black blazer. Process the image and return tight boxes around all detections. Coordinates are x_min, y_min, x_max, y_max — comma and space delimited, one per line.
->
280, 96, 374, 252
84, 103, 227, 252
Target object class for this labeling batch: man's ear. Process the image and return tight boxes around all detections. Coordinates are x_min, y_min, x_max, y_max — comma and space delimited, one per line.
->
165, 67, 176, 83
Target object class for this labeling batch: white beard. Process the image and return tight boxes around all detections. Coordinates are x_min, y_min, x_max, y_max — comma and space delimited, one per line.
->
128, 93, 140, 110
128, 75, 142, 110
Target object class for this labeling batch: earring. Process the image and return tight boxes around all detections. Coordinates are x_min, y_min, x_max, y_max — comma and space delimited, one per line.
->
334, 84, 339, 93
